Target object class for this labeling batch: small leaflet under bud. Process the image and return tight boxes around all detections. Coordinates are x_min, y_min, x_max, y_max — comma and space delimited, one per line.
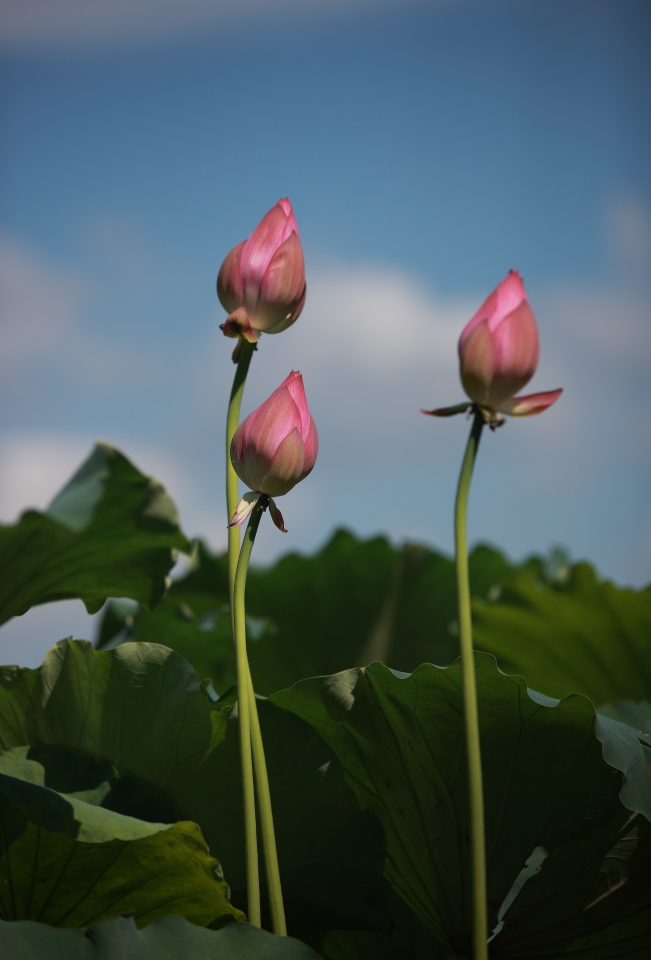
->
221, 307, 260, 343
268, 497, 287, 532
229, 492, 260, 528
421, 402, 471, 417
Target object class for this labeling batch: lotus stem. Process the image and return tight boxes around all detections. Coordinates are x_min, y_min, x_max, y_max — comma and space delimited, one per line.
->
226, 339, 256, 598
454, 408, 487, 960
247, 669, 287, 935
226, 342, 286, 934
232, 497, 286, 934
232, 497, 262, 927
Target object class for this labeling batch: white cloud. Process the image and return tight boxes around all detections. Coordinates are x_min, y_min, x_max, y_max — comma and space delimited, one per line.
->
541, 286, 651, 368
0, 0, 448, 50
224, 263, 477, 456
0, 236, 86, 375
0, 431, 215, 541
607, 194, 651, 277
2, 251, 649, 585
0, 235, 144, 391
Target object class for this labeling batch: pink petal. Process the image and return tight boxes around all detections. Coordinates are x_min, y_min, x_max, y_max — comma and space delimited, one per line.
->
421, 403, 471, 417
458, 320, 497, 404
220, 307, 260, 342
281, 371, 312, 439
268, 497, 287, 532
234, 387, 301, 491
301, 415, 319, 475
496, 388, 563, 417
256, 232, 306, 331
260, 428, 305, 496
240, 201, 294, 304
216, 241, 244, 314
490, 270, 528, 332
228, 493, 260, 528
459, 269, 528, 345
487, 299, 539, 405
277, 198, 300, 238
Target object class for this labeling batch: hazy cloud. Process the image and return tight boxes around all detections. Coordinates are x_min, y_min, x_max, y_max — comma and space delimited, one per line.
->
0, 235, 145, 391
0, 0, 442, 50
1, 250, 649, 587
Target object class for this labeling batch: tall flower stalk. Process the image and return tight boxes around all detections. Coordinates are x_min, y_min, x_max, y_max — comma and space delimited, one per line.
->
226, 340, 256, 599
218, 198, 306, 934
231, 496, 285, 935
454, 409, 486, 960
228, 370, 317, 935
423, 270, 561, 958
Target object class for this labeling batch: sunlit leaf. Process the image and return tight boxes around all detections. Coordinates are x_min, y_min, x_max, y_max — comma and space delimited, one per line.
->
0, 751, 243, 929
0, 443, 191, 625
472, 562, 651, 702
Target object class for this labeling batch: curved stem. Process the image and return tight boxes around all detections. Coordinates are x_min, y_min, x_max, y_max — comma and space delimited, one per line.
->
225, 338, 285, 934
231, 495, 287, 935
454, 409, 487, 960
232, 499, 264, 927
226, 339, 256, 596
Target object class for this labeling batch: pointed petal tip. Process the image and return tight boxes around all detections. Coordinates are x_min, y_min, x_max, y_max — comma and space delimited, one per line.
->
421, 403, 471, 417
228, 493, 260, 528
497, 388, 563, 417
268, 497, 287, 532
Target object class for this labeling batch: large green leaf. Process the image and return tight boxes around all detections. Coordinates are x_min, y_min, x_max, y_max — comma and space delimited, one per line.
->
0, 640, 394, 951
98, 531, 650, 706
0, 915, 322, 958
472, 562, 651, 703
271, 655, 650, 958
0, 752, 243, 929
0, 443, 191, 625
96, 531, 533, 696
492, 808, 651, 958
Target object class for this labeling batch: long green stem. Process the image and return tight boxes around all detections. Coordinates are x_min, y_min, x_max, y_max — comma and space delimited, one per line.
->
232, 501, 263, 928
226, 339, 256, 595
225, 340, 286, 934
454, 409, 487, 960
233, 500, 286, 934
248, 674, 287, 935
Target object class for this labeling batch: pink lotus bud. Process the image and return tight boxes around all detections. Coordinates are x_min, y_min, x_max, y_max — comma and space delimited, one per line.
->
218, 199, 306, 338
455, 270, 562, 419
230, 371, 318, 499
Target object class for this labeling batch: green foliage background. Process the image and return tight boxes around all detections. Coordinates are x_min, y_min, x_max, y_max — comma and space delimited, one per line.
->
1, 444, 649, 959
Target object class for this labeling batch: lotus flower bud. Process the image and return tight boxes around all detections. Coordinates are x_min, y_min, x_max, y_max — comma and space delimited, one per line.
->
423, 270, 561, 424
229, 372, 318, 531
218, 199, 306, 340
459, 270, 540, 407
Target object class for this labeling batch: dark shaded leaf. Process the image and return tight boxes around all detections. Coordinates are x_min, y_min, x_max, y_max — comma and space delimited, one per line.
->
0, 752, 243, 929
0, 640, 391, 950
97, 531, 531, 696
0, 915, 322, 958
493, 810, 651, 958
271, 655, 647, 956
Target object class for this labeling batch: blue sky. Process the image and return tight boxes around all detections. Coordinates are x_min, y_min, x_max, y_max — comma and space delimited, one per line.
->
1, 0, 650, 665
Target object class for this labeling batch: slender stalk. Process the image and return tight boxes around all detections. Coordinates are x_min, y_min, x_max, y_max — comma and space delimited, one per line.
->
232, 500, 264, 927
248, 673, 287, 935
225, 337, 286, 934
226, 339, 256, 595
454, 408, 487, 960
233, 499, 286, 934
